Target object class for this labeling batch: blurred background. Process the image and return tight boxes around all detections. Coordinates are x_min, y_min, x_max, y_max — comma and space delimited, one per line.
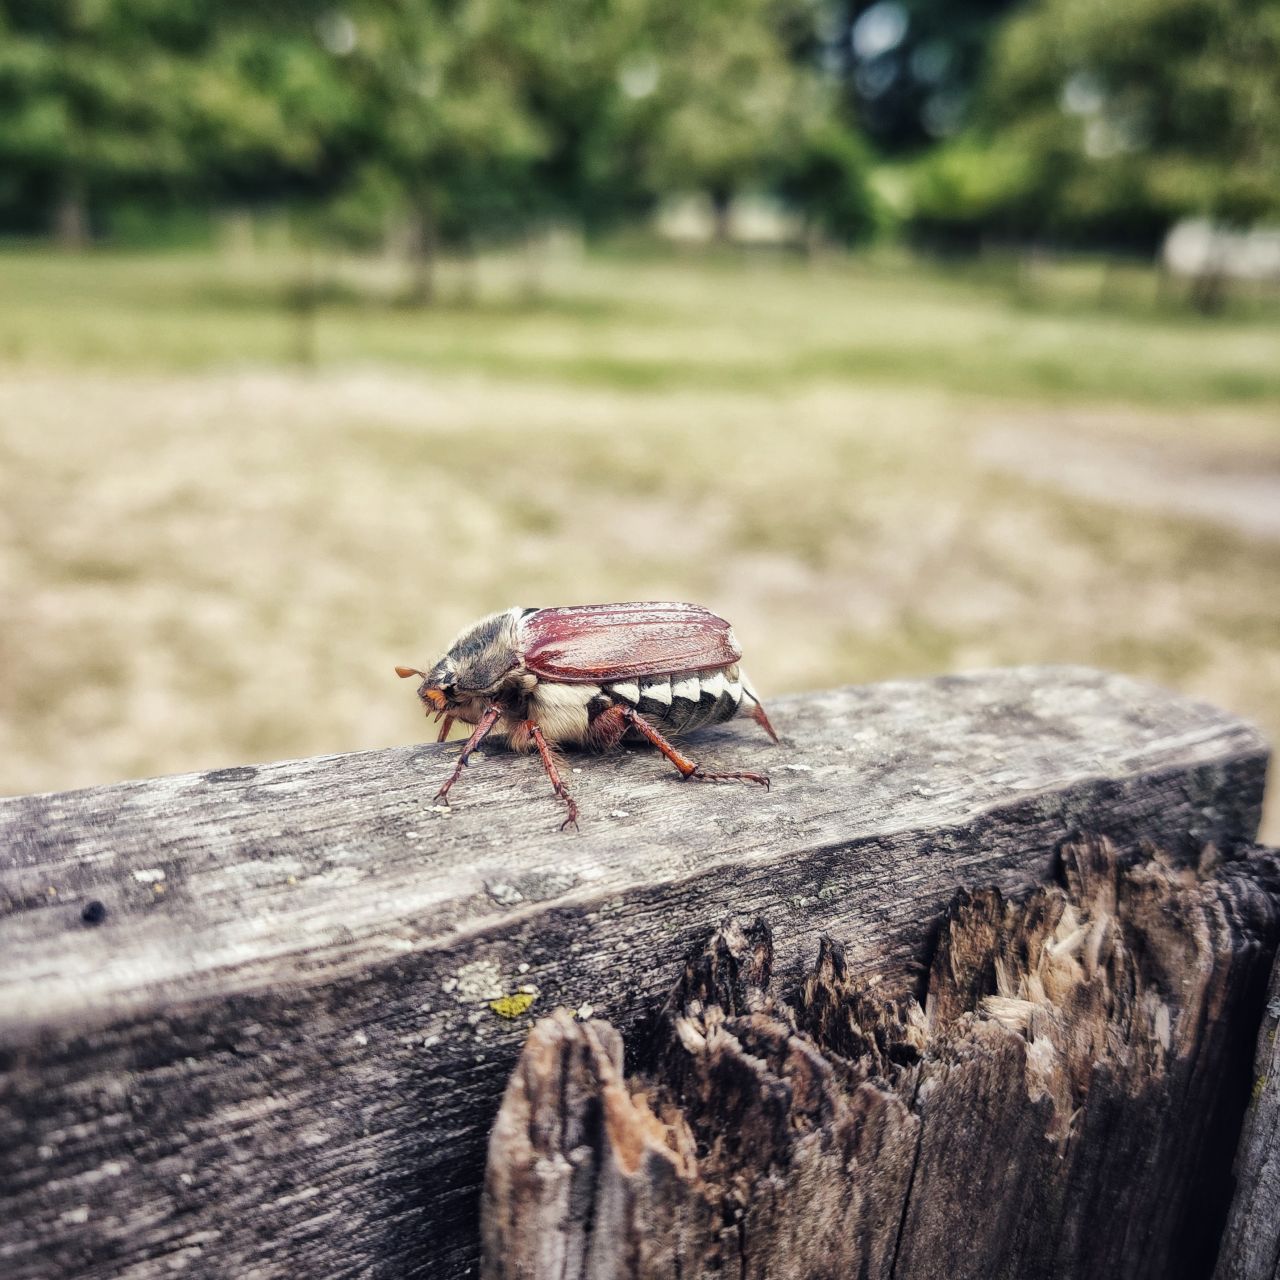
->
1, 0, 1278, 834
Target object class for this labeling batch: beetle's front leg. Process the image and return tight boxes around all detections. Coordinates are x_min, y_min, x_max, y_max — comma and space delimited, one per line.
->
522, 720, 579, 831
434, 705, 502, 804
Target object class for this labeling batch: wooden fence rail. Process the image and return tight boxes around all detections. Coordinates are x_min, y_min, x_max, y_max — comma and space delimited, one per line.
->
0, 666, 1275, 1279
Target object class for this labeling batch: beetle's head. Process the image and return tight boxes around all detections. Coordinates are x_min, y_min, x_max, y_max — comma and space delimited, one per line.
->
396, 609, 524, 719
394, 658, 462, 714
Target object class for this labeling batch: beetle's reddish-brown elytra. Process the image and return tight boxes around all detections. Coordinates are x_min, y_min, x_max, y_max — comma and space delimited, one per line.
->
396, 602, 778, 830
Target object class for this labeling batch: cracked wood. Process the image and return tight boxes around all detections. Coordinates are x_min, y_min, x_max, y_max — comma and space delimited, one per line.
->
0, 667, 1270, 1279
482, 839, 1280, 1280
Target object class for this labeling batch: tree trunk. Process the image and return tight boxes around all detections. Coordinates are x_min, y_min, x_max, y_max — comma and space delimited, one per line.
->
520, 230, 545, 303
802, 217, 829, 264
709, 187, 733, 245
288, 241, 319, 368
53, 175, 89, 249
405, 195, 438, 306
455, 242, 479, 307
1190, 264, 1230, 315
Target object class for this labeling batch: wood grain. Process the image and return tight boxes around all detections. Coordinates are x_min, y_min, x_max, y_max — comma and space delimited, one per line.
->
483, 839, 1280, 1280
0, 667, 1269, 1279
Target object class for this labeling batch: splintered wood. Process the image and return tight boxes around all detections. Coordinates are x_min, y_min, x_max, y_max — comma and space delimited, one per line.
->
481, 838, 1280, 1280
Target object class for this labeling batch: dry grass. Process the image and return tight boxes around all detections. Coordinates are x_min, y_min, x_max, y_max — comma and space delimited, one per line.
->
2, 245, 1278, 836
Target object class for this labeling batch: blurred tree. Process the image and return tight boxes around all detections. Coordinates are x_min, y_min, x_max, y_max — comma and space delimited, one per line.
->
0, 0, 881, 258
775, 114, 880, 246
908, 0, 1280, 251
829, 0, 1024, 153
329, 0, 875, 280
643, 0, 822, 241
508, 0, 666, 234
0, 0, 358, 242
187, 16, 362, 215
334, 0, 547, 302
0, 0, 191, 242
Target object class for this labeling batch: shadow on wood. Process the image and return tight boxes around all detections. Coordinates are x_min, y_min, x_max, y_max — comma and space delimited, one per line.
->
1215, 949, 1280, 1280
482, 837, 1280, 1280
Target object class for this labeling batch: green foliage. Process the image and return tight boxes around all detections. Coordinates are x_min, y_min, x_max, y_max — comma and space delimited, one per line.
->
323, 0, 853, 252
0, 0, 358, 238
911, 137, 1039, 223
0, 0, 188, 234
188, 25, 361, 201
12, 0, 1271, 255
642, 0, 810, 204
906, 0, 1280, 247
337, 0, 548, 249
775, 117, 880, 243
0, 0, 870, 253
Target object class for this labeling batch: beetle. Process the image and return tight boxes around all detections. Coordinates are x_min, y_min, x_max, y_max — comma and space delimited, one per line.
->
396, 602, 778, 830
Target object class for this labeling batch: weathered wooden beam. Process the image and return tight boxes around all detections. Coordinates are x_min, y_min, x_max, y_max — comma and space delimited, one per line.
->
1216, 952, 1280, 1280
0, 667, 1269, 1279
483, 838, 1280, 1280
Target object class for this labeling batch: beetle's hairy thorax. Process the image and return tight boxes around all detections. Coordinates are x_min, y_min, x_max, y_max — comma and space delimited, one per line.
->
441, 609, 523, 692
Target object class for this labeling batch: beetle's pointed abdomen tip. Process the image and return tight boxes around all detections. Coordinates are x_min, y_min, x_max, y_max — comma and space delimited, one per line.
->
751, 701, 780, 743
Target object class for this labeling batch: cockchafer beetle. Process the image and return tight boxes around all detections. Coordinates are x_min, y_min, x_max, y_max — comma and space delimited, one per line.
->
397, 602, 777, 830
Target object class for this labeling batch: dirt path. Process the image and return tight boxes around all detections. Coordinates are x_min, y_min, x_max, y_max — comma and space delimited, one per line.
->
975, 420, 1280, 542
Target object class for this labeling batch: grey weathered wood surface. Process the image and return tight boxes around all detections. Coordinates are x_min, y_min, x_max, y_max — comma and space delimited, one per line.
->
1216, 952, 1280, 1280
483, 837, 1280, 1280
0, 666, 1270, 1279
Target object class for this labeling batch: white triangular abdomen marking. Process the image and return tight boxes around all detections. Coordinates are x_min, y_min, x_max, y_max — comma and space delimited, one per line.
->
702, 671, 726, 700
672, 676, 699, 702
643, 678, 672, 705
610, 681, 640, 705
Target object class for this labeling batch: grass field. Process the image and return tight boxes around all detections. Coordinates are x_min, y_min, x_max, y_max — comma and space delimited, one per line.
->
3, 243, 1278, 835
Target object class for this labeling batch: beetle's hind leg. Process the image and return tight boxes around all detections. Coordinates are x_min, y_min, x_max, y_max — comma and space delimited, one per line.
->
599, 704, 770, 789
523, 719, 580, 831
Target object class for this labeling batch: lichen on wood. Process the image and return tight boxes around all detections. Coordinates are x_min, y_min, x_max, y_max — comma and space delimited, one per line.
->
482, 837, 1280, 1280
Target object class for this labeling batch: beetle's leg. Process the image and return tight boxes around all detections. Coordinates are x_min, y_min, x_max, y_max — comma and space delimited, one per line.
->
434, 705, 502, 804
586, 702, 631, 751
522, 719, 579, 831
614, 705, 770, 789
436, 714, 456, 744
